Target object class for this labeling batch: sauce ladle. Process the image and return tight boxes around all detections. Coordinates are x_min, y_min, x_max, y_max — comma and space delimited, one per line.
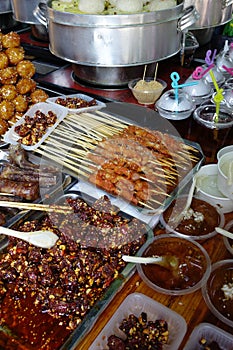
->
0, 226, 59, 249
215, 227, 233, 240
122, 254, 179, 269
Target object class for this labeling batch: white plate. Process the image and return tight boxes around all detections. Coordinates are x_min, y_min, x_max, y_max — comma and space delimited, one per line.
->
46, 93, 106, 113
3, 102, 67, 151
89, 292, 187, 350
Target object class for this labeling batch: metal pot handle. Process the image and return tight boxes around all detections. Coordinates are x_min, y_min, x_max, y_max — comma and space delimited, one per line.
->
222, 0, 233, 8
177, 5, 200, 32
33, 2, 48, 28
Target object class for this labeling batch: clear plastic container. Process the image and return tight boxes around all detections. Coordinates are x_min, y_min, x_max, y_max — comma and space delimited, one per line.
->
182, 77, 213, 106
3, 102, 68, 151
128, 78, 167, 105
202, 259, 233, 328
89, 292, 187, 350
160, 195, 225, 240
137, 234, 211, 296
46, 93, 106, 113
156, 89, 195, 120
194, 104, 233, 129
203, 65, 225, 87
222, 220, 233, 256
195, 164, 233, 214
183, 322, 233, 350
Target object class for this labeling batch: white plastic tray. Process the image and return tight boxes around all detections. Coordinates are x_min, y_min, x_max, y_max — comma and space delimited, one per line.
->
183, 322, 233, 350
89, 292, 187, 350
3, 102, 67, 151
46, 93, 106, 113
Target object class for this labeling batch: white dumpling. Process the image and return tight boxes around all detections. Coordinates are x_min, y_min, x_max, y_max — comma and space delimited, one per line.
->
116, 0, 144, 13
109, 0, 118, 5
78, 0, 105, 13
148, 0, 176, 11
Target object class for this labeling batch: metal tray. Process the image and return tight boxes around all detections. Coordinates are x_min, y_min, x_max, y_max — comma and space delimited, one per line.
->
0, 191, 153, 350
44, 103, 204, 219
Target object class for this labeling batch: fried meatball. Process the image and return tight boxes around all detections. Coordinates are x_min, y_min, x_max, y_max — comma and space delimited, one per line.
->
0, 100, 15, 120
0, 119, 9, 135
0, 67, 18, 85
17, 60, 36, 78
6, 47, 25, 65
30, 89, 49, 104
13, 94, 28, 113
16, 78, 36, 95
0, 52, 9, 69
1, 84, 17, 100
2, 31, 21, 48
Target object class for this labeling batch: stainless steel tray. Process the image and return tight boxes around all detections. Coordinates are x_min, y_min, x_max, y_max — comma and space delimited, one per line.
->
39, 103, 204, 218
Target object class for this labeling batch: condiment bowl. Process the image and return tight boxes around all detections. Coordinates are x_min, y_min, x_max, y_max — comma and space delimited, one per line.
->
195, 164, 233, 214
217, 145, 233, 160
202, 259, 233, 328
217, 151, 233, 200
160, 195, 225, 241
222, 220, 233, 256
128, 78, 167, 105
203, 65, 225, 87
156, 89, 195, 120
137, 234, 211, 296
182, 77, 213, 105
193, 104, 233, 130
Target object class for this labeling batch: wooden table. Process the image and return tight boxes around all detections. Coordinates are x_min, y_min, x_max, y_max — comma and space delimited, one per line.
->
72, 57, 233, 349
32, 44, 233, 348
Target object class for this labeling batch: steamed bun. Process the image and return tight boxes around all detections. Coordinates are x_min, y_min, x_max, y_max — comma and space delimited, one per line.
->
78, 0, 105, 13
116, 0, 144, 13
148, 0, 176, 11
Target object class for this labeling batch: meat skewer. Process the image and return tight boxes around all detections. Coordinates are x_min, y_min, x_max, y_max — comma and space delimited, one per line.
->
0, 179, 39, 201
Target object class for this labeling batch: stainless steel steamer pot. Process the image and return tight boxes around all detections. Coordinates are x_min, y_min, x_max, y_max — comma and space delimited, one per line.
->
10, 0, 49, 41
10, 0, 46, 24
0, 0, 12, 13
184, 0, 233, 29
34, 1, 199, 67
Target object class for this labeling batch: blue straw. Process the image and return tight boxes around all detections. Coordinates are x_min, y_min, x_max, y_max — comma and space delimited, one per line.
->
170, 72, 198, 103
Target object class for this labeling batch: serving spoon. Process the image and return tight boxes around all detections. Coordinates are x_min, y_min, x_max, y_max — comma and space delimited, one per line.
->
122, 254, 179, 269
215, 227, 233, 240
0, 226, 59, 249
169, 174, 197, 225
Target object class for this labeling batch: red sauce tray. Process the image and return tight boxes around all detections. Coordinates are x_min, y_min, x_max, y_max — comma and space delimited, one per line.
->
0, 192, 153, 350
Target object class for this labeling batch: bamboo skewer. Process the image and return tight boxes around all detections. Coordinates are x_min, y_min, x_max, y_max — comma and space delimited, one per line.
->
33, 109, 201, 211
0, 201, 72, 213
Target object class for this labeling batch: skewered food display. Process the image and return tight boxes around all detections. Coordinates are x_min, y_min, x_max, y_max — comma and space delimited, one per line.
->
0, 195, 148, 349
106, 313, 168, 350
35, 110, 202, 211
0, 31, 49, 136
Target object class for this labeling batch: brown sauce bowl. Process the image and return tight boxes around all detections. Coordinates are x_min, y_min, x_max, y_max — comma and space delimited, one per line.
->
160, 196, 225, 241
137, 234, 211, 296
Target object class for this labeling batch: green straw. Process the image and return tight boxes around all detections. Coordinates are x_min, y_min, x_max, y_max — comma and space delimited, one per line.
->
209, 69, 224, 123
